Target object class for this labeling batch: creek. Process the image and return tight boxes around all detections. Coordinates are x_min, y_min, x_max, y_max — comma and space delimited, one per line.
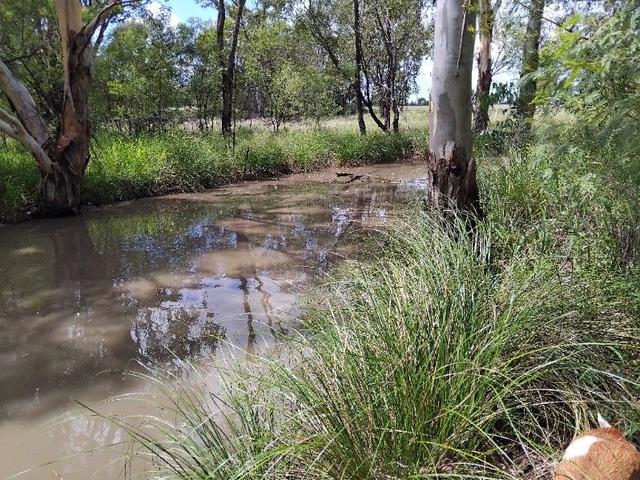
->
0, 162, 426, 479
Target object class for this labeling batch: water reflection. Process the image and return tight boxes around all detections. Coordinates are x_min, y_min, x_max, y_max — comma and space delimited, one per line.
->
0, 163, 426, 479
0, 172, 423, 420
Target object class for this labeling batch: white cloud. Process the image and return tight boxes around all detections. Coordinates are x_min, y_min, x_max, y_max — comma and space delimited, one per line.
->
147, 2, 181, 27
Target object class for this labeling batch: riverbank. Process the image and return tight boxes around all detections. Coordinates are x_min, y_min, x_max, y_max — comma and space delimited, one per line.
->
115, 140, 640, 479
0, 127, 423, 223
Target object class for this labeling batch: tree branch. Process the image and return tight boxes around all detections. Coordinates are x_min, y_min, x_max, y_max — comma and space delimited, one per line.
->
82, 1, 121, 41
0, 49, 39, 65
94, 18, 111, 50
361, 68, 388, 132
227, 0, 246, 69
305, 7, 349, 80
0, 58, 50, 145
0, 106, 53, 173
511, 0, 588, 39
493, 0, 503, 16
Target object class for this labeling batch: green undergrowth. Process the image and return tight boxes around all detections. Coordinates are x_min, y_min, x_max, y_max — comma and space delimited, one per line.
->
0, 141, 40, 221
101, 139, 640, 479
0, 127, 422, 223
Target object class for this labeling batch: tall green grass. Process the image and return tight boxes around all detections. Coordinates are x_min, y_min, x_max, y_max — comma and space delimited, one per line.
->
0, 142, 39, 220
0, 128, 421, 223
101, 142, 640, 479
276, 215, 639, 478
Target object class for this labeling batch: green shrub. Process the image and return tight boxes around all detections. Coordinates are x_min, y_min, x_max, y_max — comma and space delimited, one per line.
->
84, 135, 171, 202
333, 131, 415, 165
474, 118, 520, 156
270, 214, 639, 479
481, 142, 640, 280
280, 130, 333, 171
239, 135, 287, 177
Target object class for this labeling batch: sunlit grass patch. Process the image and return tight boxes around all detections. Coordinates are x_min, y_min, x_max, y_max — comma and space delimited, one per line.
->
268, 214, 640, 479
0, 125, 422, 223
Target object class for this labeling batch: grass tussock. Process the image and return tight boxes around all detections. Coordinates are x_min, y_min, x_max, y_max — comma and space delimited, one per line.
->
102, 140, 640, 479
277, 215, 639, 479
0, 127, 422, 223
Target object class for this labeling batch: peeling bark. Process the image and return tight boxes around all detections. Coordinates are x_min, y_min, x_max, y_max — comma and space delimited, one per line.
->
472, 0, 501, 134
427, 0, 480, 214
515, 0, 545, 143
37, 0, 96, 215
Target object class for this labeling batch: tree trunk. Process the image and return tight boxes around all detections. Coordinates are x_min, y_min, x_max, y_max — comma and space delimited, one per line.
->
0, 0, 119, 217
38, 157, 84, 216
392, 101, 400, 133
381, 96, 391, 130
362, 93, 389, 132
390, 58, 399, 133
215, 0, 228, 133
42, 1, 94, 214
353, 0, 367, 135
473, 0, 501, 134
307, 1, 377, 132
427, 0, 480, 214
221, 0, 246, 136
515, 0, 545, 143
384, 62, 394, 131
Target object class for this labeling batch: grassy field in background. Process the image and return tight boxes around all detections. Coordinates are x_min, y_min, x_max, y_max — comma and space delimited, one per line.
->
0, 108, 429, 223
180, 105, 431, 133
0, 105, 529, 223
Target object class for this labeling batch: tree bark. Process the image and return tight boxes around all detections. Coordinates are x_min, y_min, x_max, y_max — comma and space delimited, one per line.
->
381, 95, 391, 130
362, 89, 388, 132
42, 0, 92, 214
515, 0, 545, 143
353, 0, 367, 135
215, 0, 227, 133
221, 0, 246, 136
0, 72, 53, 173
472, 0, 501, 134
361, 61, 388, 132
427, 0, 480, 214
392, 100, 400, 133
0, 0, 120, 216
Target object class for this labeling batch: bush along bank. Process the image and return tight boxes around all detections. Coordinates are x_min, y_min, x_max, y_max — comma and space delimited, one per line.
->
0, 128, 423, 223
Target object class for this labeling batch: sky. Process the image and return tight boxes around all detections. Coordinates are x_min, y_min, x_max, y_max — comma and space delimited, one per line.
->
154, 0, 516, 100
161, 0, 213, 23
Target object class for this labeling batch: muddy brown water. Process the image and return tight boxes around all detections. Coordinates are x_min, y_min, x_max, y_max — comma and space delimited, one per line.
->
0, 162, 426, 479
